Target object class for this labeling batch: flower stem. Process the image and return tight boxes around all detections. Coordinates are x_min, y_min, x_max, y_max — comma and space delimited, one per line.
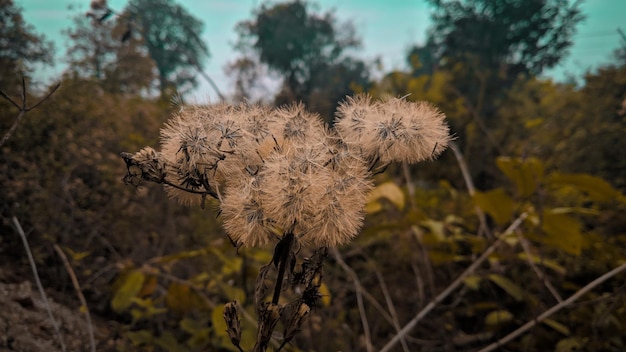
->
272, 232, 294, 304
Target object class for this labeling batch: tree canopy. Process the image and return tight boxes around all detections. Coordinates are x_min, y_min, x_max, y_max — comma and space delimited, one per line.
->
125, 0, 209, 95
235, 0, 370, 120
0, 0, 54, 87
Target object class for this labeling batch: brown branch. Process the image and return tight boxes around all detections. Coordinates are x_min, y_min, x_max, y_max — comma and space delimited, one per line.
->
53, 245, 96, 352
12, 216, 67, 352
380, 213, 528, 352
516, 230, 563, 303
477, 261, 626, 352
370, 260, 410, 352
449, 141, 494, 239
0, 81, 60, 147
331, 247, 374, 352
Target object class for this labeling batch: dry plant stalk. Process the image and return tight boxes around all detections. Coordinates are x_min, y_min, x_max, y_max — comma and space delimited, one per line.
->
121, 94, 450, 350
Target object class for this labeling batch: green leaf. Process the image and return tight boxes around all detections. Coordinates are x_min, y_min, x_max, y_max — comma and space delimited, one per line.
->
366, 182, 405, 213
111, 270, 145, 313
547, 173, 623, 203
543, 318, 570, 336
487, 274, 524, 301
473, 188, 515, 225
484, 310, 514, 326
496, 157, 544, 197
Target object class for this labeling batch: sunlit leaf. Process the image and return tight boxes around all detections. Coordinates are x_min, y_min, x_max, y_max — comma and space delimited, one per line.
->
496, 157, 544, 197
366, 182, 405, 213
487, 274, 524, 301
473, 188, 515, 225
484, 310, 514, 326
111, 270, 145, 313
421, 219, 445, 241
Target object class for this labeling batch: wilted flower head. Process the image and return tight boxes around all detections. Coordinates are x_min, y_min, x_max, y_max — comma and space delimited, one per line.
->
123, 94, 450, 248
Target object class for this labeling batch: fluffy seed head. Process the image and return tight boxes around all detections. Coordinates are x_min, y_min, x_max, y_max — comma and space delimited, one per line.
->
125, 95, 450, 248
335, 94, 450, 164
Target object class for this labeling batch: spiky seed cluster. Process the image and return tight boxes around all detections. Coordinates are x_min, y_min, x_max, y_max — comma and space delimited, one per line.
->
335, 94, 450, 164
123, 94, 450, 248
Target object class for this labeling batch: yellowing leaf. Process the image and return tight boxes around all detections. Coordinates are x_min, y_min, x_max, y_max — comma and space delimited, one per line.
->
496, 157, 544, 198
111, 270, 145, 313
543, 318, 570, 336
539, 210, 584, 255
154, 331, 190, 352
211, 306, 229, 339
319, 282, 331, 306
484, 310, 514, 326
487, 274, 524, 301
473, 188, 515, 225
220, 283, 246, 303
524, 118, 543, 129
62, 246, 90, 261
516, 253, 566, 275
421, 219, 445, 241
366, 182, 405, 213
555, 337, 585, 352
166, 282, 193, 314
547, 173, 623, 203
126, 329, 154, 346
463, 275, 482, 290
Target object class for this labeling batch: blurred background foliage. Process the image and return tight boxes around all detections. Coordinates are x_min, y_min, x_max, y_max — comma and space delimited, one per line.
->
1, 0, 625, 351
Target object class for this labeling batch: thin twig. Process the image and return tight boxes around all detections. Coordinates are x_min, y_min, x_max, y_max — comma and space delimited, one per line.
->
477, 261, 626, 352
370, 261, 410, 352
402, 161, 417, 211
515, 230, 563, 303
12, 216, 67, 352
331, 248, 374, 352
380, 213, 528, 352
0, 81, 60, 147
449, 141, 493, 239
53, 245, 96, 352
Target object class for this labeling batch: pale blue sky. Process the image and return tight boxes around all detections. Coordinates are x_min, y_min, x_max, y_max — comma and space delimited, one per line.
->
17, 0, 626, 100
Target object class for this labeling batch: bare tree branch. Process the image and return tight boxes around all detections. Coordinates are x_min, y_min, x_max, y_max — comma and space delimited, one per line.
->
53, 245, 96, 352
331, 247, 374, 352
0, 80, 60, 147
12, 216, 67, 352
380, 213, 528, 352
478, 261, 626, 352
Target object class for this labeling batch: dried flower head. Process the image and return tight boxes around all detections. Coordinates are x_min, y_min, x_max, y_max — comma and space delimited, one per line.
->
123, 95, 450, 248
335, 94, 450, 164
